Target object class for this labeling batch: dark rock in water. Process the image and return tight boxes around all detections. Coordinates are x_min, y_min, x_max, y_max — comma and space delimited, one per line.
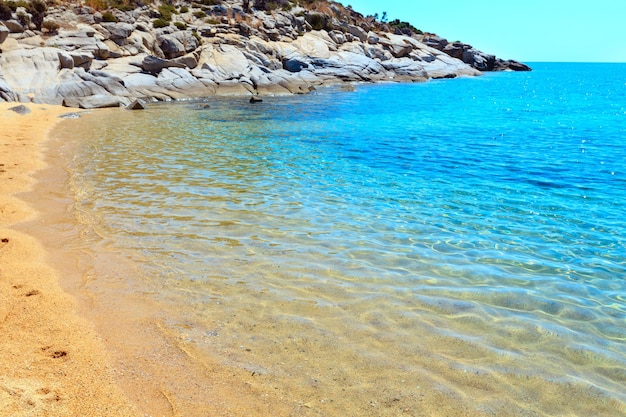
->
127, 98, 147, 110
8, 104, 30, 115
249, 96, 263, 103
189, 103, 211, 110
421, 34, 531, 72
494, 59, 532, 72
340, 84, 356, 92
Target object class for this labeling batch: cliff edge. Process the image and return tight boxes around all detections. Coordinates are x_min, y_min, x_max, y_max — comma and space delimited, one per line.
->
0, 0, 531, 108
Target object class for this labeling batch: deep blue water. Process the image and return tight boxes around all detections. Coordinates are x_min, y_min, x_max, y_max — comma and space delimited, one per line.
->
63, 63, 626, 414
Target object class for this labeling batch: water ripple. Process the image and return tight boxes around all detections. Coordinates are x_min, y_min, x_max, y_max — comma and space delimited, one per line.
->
62, 64, 626, 414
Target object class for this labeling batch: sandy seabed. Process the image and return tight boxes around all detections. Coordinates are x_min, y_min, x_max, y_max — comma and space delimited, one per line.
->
0, 103, 138, 416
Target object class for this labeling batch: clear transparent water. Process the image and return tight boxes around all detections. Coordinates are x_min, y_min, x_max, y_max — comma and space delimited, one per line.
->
59, 63, 626, 416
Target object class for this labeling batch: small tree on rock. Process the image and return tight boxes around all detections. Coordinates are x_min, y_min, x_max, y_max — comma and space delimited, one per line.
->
26, 0, 47, 30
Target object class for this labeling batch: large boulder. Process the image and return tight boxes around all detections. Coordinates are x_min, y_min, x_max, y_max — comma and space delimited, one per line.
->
379, 33, 416, 58
197, 44, 251, 80
494, 59, 532, 71
78, 69, 128, 95
380, 58, 427, 80
127, 98, 147, 110
345, 24, 367, 42
462, 49, 496, 71
0, 75, 18, 102
283, 55, 310, 73
0, 22, 9, 44
100, 22, 134, 46
3, 20, 24, 33
44, 30, 99, 50
141, 55, 186, 73
156, 67, 212, 98
69, 51, 94, 69
48, 69, 109, 99
57, 50, 75, 69
63, 94, 126, 109
422, 34, 448, 50
0, 48, 62, 93
157, 31, 199, 59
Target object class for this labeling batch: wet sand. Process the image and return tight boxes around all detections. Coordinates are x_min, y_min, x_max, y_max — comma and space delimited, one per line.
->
0, 104, 137, 416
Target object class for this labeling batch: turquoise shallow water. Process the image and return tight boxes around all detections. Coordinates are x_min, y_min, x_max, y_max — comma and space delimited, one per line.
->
60, 63, 626, 415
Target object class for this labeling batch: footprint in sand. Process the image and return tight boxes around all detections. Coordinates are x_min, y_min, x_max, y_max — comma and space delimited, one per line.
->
0, 378, 63, 414
11, 284, 41, 297
40, 346, 68, 360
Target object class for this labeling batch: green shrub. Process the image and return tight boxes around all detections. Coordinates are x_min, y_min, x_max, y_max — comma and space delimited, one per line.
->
192, 29, 202, 44
105, 0, 136, 11
26, 0, 46, 30
254, 0, 288, 10
388, 19, 422, 35
192, 10, 206, 18
5, 0, 28, 11
173, 21, 186, 29
101, 10, 118, 22
307, 13, 324, 30
205, 17, 219, 24
0, 1, 12, 19
179, 5, 188, 13
17, 11, 29, 26
158, 3, 177, 20
152, 18, 170, 28
42, 19, 60, 33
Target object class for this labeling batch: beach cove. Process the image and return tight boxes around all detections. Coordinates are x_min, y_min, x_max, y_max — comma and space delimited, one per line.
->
3, 63, 625, 416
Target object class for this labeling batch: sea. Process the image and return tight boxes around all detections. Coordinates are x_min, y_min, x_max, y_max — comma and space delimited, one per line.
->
45, 62, 626, 416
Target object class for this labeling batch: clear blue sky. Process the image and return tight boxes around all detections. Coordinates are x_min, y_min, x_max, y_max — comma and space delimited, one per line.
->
344, 0, 626, 63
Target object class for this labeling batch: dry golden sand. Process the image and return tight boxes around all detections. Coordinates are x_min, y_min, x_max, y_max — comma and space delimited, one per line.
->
0, 103, 137, 417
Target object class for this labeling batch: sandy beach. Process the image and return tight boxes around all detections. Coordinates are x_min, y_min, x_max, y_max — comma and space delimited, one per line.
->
0, 103, 137, 417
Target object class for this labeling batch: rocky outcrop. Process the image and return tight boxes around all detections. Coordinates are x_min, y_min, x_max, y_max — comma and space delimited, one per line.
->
422, 34, 531, 72
0, 0, 528, 107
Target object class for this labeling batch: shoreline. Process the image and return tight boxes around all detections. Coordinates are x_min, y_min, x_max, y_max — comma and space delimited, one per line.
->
0, 104, 137, 416
10, 104, 302, 417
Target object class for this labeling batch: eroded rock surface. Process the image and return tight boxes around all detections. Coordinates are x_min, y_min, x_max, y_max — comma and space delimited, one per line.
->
0, 0, 529, 107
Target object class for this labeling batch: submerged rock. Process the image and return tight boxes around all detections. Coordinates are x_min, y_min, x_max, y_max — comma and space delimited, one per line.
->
59, 112, 83, 118
127, 98, 146, 110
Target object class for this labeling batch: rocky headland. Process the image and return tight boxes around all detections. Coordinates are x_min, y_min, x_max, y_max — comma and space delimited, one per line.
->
0, 0, 531, 108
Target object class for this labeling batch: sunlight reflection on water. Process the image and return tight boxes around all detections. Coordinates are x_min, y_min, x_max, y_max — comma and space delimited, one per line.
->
57, 64, 626, 416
